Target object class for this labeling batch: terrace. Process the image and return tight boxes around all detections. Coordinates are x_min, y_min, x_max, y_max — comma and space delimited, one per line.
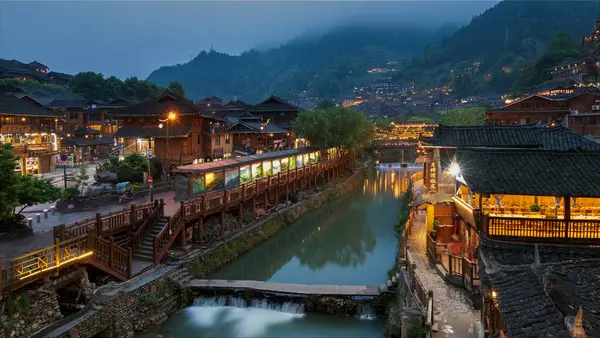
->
453, 148, 600, 243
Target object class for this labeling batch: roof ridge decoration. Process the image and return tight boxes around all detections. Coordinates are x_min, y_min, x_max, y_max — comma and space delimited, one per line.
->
572, 307, 586, 338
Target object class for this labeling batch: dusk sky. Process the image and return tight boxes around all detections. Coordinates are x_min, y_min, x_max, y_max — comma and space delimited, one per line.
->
0, 1, 497, 79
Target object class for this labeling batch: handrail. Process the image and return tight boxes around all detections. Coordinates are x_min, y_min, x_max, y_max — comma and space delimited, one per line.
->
153, 202, 186, 264
91, 235, 132, 279
131, 200, 163, 251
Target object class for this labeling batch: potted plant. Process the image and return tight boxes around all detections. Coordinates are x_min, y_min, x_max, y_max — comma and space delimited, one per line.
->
433, 219, 440, 228
429, 229, 437, 240
529, 204, 541, 212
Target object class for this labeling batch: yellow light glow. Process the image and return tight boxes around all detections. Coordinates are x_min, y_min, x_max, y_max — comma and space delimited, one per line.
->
168, 112, 176, 120
19, 251, 94, 281
21, 117, 26, 122
491, 291, 497, 299
205, 172, 215, 185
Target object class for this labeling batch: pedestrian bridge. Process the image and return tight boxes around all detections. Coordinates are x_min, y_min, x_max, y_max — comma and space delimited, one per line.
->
184, 279, 381, 297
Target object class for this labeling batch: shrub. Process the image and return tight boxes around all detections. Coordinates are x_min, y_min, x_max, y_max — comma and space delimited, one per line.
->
407, 325, 426, 338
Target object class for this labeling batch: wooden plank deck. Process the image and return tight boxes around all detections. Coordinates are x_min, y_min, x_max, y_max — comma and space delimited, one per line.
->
184, 279, 381, 296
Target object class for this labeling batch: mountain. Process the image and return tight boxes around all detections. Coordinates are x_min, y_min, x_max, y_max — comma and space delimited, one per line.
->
399, 0, 599, 94
146, 24, 454, 102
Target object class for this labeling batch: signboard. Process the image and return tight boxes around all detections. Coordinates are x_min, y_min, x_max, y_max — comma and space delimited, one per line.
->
428, 161, 438, 193
1, 125, 31, 134
147, 176, 153, 185
59, 153, 68, 162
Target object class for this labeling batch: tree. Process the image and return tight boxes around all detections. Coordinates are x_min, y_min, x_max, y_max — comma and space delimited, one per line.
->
15, 176, 62, 215
293, 106, 374, 157
438, 107, 486, 126
407, 116, 435, 124
100, 153, 149, 183
167, 81, 186, 98
73, 166, 90, 194
70, 72, 164, 101
547, 29, 579, 54
315, 99, 336, 109
0, 144, 20, 221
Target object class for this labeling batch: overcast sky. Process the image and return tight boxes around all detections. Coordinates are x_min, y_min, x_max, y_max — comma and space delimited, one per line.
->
0, 1, 497, 79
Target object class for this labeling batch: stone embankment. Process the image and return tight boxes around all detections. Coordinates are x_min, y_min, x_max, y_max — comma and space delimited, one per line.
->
28, 167, 365, 338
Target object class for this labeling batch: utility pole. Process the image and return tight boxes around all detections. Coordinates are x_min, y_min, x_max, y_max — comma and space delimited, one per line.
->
63, 164, 67, 189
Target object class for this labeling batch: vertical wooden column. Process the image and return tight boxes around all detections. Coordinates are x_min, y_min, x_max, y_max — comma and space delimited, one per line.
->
564, 196, 570, 239
220, 210, 225, 235
130, 204, 137, 224
95, 213, 102, 235
127, 248, 133, 278
109, 237, 115, 270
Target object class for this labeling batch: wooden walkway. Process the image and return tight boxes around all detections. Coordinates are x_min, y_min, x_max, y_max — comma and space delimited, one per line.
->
184, 279, 381, 297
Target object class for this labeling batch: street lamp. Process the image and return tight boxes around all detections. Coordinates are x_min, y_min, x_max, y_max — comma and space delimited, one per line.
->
159, 111, 177, 174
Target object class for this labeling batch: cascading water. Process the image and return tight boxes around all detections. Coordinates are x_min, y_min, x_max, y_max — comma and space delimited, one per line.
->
357, 304, 376, 320
194, 296, 305, 314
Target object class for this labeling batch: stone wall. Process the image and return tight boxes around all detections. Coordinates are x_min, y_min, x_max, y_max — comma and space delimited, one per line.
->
0, 284, 63, 337
35, 167, 365, 338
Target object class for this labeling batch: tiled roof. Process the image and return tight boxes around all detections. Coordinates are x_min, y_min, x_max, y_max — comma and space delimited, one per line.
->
0, 94, 62, 117
250, 95, 303, 112
479, 238, 600, 337
227, 121, 288, 134
113, 125, 192, 139
428, 124, 600, 150
456, 148, 600, 197
429, 124, 542, 148
62, 137, 113, 146
108, 92, 199, 117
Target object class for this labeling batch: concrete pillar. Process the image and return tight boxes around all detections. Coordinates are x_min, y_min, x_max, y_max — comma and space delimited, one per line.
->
43, 209, 49, 219
27, 218, 33, 228
50, 206, 55, 215
36, 213, 41, 223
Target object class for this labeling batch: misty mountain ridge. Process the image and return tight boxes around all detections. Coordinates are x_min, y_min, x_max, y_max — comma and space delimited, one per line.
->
146, 21, 460, 102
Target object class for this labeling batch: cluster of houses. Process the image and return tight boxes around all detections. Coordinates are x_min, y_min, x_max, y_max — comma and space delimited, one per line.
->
0, 88, 304, 176
417, 123, 600, 337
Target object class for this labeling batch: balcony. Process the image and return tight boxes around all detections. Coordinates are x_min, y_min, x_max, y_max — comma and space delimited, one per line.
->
12, 143, 57, 157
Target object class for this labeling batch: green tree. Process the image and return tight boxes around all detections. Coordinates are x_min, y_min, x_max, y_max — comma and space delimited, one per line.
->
547, 29, 579, 54
315, 99, 336, 109
167, 81, 186, 97
439, 107, 486, 126
73, 166, 90, 194
100, 153, 149, 183
293, 106, 374, 157
0, 144, 20, 221
407, 116, 435, 124
15, 176, 62, 215
70, 72, 164, 101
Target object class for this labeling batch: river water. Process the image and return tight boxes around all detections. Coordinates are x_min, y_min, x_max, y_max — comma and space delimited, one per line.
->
140, 168, 413, 338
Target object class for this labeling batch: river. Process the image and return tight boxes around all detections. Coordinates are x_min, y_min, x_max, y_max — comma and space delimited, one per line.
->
140, 168, 414, 338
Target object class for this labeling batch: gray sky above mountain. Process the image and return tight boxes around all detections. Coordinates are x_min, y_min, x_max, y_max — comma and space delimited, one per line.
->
0, 1, 497, 79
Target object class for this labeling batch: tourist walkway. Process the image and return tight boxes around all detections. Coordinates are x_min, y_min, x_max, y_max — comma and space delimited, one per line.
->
407, 212, 480, 338
0, 190, 178, 260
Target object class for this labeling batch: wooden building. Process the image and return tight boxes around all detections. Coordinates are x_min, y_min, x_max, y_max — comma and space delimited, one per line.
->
172, 147, 323, 201
450, 148, 600, 337
0, 94, 62, 174
248, 95, 304, 130
550, 18, 600, 83
486, 89, 600, 140
227, 113, 293, 154
109, 92, 232, 172
0, 59, 49, 82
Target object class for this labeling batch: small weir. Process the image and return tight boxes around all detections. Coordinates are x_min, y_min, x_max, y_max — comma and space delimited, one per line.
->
194, 296, 305, 315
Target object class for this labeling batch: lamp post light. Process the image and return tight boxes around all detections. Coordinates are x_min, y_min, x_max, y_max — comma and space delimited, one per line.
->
159, 111, 177, 174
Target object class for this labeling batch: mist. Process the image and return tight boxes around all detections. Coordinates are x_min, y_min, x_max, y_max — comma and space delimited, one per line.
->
0, 1, 498, 79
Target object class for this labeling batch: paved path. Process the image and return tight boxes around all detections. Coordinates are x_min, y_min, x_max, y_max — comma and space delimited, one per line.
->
185, 279, 380, 296
408, 212, 481, 338
0, 191, 178, 260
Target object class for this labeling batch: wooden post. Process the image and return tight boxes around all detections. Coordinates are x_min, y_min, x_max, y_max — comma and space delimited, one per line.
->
59, 224, 66, 241
564, 195, 570, 239
87, 231, 95, 251
159, 199, 165, 216
130, 204, 137, 224
199, 217, 204, 243
127, 248, 133, 278
285, 183, 289, 202
55, 239, 61, 267
109, 237, 115, 270
95, 213, 102, 235
253, 196, 256, 214
224, 190, 229, 211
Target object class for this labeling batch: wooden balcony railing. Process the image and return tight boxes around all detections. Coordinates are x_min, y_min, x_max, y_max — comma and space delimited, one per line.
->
1, 237, 92, 291
483, 214, 600, 241
154, 202, 186, 264
405, 245, 434, 338
91, 235, 132, 280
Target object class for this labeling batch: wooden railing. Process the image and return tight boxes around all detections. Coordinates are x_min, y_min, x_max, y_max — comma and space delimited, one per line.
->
91, 235, 132, 280
462, 257, 480, 294
131, 200, 163, 251
405, 245, 434, 337
154, 202, 186, 264
425, 233, 440, 264
448, 254, 462, 277
1, 237, 91, 292
485, 215, 600, 241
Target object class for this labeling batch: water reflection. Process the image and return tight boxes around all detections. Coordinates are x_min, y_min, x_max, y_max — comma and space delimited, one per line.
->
211, 169, 415, 286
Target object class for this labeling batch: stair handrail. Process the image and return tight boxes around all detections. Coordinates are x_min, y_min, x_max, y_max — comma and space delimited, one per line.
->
153, 202, 186, 264
131, 200, 163, 251
91, 234, 132, 279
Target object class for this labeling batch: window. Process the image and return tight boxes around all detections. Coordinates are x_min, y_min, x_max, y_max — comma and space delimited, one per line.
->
225, 134, 230, 144
214, 135, 221, 146
88, 112, 102, 121
69, 112, 79, 120
89, 125, 102, 131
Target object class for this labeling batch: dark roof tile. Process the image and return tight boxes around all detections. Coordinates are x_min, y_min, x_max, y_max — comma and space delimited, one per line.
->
108, 92, 199, 117
0, 94, 62, 117
113, 125, 192, 139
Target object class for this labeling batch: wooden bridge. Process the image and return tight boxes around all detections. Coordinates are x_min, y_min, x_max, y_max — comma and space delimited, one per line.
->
184, 279, 381, 297
0, 154, 349, 294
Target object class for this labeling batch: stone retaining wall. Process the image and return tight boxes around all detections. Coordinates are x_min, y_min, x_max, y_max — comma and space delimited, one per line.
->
36, 167, 366, 338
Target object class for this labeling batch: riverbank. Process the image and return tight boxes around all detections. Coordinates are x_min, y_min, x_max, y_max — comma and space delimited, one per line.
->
33, 166, 366, 338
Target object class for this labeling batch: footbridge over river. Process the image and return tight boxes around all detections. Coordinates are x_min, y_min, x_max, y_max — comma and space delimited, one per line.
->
185, 279, 381, 297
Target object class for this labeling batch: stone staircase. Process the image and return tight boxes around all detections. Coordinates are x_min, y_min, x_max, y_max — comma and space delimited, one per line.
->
132, 216, 169, 262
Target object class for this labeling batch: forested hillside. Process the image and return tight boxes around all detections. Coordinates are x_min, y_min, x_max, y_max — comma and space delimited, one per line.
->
399, 0, 598, 94
146, 24, 453, 102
